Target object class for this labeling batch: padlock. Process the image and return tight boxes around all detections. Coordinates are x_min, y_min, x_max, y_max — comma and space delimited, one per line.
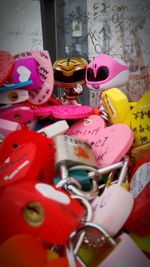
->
67, 114, 134, 168
124, 89, 150, 147
101, 87, 130, 124
91, 156, 134, 236
14, 50, 54, 105
0, 118, 21, 139
72, 223, 150, 267
125, 151, 150, 236
0, 129, 56, 187
0, 104, 93, 127
70, 221, 116, 267
0, 105, 36, 124
10, 56, 42, 90
0, 234, 46, 267
37, 120, 69, 138
0, 142, 43, 191
0, 89, 29, 104
54, 135, 98, 179
0, 181, 85, 245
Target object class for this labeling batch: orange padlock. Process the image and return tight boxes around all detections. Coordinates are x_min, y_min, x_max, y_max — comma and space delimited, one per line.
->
0, 234, 46, 267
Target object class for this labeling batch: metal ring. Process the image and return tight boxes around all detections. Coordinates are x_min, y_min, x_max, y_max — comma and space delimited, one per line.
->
56, 177, 82, 190
67, 178, 99, 201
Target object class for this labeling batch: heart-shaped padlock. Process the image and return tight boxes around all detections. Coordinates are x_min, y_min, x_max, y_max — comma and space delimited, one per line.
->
0, 234, 46, 267
67, 115, 134, 167
124, 90, 150, 147
0, 129, 56, 185
10, 56, 42, 90
0, 142, 43, 191
14, 50, 54, 105
0, 181, 85, 245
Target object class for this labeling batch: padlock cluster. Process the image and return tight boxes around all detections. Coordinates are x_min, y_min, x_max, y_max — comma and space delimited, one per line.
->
0, 50, 150, 267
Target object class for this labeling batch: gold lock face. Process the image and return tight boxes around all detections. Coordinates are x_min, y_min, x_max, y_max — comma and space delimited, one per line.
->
53, 57, 87, 88
23, 202, 45, 227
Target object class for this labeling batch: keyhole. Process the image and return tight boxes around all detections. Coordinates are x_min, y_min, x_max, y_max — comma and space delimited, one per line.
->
14, 113, 21, 120
23, 202, 44, 227
8, 91, 18, 102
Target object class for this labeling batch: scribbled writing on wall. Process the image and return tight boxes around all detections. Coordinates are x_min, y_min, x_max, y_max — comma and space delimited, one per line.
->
56, 0, 150, 102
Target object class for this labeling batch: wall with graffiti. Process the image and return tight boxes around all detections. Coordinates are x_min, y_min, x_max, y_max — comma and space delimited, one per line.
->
56, 0, 150, 104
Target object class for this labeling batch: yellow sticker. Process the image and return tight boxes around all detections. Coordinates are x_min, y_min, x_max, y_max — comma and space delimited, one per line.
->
101, 88, 130, 124
124, 90, 150, 147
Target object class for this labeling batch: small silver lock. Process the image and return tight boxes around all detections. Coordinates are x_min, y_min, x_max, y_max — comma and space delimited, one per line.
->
54, 135, 98, 175
54, 135, 99, 200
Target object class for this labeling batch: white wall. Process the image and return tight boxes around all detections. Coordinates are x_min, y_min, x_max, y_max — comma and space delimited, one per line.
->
0, 0, 43, 55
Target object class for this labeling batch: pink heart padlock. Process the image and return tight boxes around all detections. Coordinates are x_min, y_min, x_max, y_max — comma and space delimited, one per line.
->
10, 57, 42, 90
14, 51, 54, 105
67, 115, 134, 167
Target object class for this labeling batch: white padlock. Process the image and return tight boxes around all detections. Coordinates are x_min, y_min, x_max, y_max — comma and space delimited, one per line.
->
91, 156, 134, 236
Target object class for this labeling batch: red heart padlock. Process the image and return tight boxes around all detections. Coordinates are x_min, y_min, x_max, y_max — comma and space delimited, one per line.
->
0, 50, 14, 87
0, 129, 56, 185
0, 142, 42, 190
0, 181, 85, 245
125, 151, 150, 236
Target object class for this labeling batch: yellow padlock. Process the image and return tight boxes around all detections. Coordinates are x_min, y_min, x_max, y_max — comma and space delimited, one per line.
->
124, 89, 150, 147
101, 88, 130, 124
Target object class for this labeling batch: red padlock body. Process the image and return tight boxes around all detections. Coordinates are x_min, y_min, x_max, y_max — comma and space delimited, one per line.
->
0, 181, 84, 245
125, 151, 150, 236
0, 142, 42, 190
0, 129, 56, 184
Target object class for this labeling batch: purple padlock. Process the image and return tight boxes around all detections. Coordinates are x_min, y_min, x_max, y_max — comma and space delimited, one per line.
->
10, 57, 42, 90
